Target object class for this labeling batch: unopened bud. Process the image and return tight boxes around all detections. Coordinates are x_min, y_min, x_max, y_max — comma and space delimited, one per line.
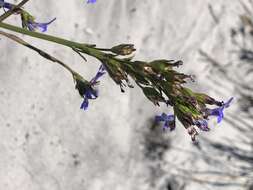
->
111, 44, 136, 56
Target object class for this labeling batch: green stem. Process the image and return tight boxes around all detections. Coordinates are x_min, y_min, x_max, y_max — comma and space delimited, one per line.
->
0, 22, 104, 59
0, 30, 77, 76
94, 48, 111, 51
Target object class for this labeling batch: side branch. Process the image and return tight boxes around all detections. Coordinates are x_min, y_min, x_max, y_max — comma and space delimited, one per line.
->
0, 30, 78, 76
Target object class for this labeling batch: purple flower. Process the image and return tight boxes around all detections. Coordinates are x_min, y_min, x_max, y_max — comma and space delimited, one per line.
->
0, 0, 56, 32
155, 113, 175, 131
207, 97, 234, 123
0, 0, 12, 9
90, 64, 106, 85
0, 0, 5, 7
80, 64, 106, 110
80, 89, 98, 110
26, 18, 56, 32
87, 0, 96, 3
194, 119, 209, 131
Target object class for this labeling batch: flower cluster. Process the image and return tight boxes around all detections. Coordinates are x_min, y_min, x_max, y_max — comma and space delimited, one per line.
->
90, 43, 234, 141
0, 0, 55, 32
156, 97, 233, 141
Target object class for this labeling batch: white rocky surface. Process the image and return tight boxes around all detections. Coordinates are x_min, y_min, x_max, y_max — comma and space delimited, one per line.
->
0, 0, 252, 190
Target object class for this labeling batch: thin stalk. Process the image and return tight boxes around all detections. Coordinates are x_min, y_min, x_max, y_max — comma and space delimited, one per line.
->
0, 30, 77, 75
0, 22, 105, 59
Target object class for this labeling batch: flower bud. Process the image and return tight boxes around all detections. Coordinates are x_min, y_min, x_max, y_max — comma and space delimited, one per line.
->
111, 44, 136, 56
195, 92, 222, 106
73, 73, 92, 97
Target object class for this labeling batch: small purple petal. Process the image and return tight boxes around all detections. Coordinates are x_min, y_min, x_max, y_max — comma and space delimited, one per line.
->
163, 121, 170, 131
27, 22, 35, 31
90, 64, 106, 85
28, 18, 56, 32
80, 97, 89, 110
160, 113, 167, 120
1, 1, 13, 9
217, 111, 224, 123
85, 89, 97, 99
87, 0, 96, 3
80, 88, 98, 111
208, 108, 220, 116
194, 119, 209, 131
0, 0, 5, 7
207, 97, 233, 124
223, 97, 233, 108
155, 115, 164, 122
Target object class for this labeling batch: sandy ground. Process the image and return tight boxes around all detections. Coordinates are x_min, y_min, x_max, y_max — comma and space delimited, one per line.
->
0, 0, 251, 190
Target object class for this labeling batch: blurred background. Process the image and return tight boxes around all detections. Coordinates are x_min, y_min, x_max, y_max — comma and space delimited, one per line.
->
0, 0, 252, 189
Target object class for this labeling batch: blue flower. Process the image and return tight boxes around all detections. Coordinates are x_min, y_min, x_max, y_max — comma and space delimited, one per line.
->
207, 97, 234, 123
26, 18, 56, 32
90, 64, 106, 85
87, 0, 96, 4
80, 64, 106, 111
193, 119, 209, 131
0, 0, 12, 9
80, 89, 98, 110
0, 0, 56, 32
155, 113, 175, 131
0, 0, 4, 7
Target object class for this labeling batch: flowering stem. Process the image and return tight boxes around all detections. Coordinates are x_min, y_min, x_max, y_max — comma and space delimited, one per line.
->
0, 22, 106, 60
